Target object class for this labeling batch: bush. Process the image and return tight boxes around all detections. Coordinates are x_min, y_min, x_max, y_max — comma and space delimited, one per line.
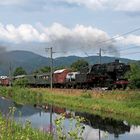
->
80, 92, 92, 98
13, 78, 28, 87
129, 79, 140, 89
125, 63, 140, 89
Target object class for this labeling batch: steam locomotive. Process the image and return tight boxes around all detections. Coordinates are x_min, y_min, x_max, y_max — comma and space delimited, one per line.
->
0, 60, 130, 89
72, 59, 130, 89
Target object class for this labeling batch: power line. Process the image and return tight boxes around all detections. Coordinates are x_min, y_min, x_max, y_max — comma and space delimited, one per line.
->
57, 45, 140, 58
73, 27, 140, 53
79, 43, 140, 57
120, 51, 140, 56
102, 45, 140, 54
87, 27, 140, 54
92, 27, 140, 49
49, 27, 140, 57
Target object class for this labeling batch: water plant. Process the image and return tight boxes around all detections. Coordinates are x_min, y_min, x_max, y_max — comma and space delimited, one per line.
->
0, 107, 52, 140
0, 105, 86, 140
54, 113, 85, 140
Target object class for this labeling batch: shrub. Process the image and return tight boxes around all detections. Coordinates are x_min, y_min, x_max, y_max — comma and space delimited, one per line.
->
13, 78, 28, 87
80, 92, 92, 98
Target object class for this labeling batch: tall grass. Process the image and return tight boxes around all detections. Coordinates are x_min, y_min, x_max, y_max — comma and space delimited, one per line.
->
0, 110, 52, 140
0, 103, 85, 140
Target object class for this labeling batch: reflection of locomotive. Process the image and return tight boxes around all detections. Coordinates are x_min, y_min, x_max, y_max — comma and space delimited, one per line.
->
0, 59, 130, 89
75, 112, 130, 138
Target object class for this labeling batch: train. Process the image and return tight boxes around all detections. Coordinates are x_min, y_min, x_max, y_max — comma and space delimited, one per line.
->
0, 76, 10, 86
0, 59, 130, 89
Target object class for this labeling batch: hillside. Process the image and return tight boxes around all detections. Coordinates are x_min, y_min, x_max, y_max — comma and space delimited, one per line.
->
0, 50, 135, 75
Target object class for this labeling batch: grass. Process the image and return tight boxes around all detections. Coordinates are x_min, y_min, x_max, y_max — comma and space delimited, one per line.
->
0, 111, 52, 140
0, 86, 140, 125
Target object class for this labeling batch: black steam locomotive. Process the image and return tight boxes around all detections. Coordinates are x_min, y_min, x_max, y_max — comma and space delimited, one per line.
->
11, 59, 130, 89
74, 59, 130, 89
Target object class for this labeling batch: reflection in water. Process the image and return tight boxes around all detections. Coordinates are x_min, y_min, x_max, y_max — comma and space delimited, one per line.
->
0, 97, 139, 140
75, 112, 130, 138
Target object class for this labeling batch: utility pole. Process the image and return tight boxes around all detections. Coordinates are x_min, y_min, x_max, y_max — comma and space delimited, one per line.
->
45, 47, 53, 134
50, 47, 53, 90
99, 128, 101, 140
99, 48, 101, 64
45, 47, 53, 89
9, 62, 12, 87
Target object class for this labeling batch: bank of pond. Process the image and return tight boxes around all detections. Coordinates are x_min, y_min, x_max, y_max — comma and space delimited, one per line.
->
0, 87, 140, 139
0, 96, 140, 140
0, 87, 140, 125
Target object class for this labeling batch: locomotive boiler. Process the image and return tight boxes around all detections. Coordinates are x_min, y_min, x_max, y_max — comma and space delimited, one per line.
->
75, 59, 130, 89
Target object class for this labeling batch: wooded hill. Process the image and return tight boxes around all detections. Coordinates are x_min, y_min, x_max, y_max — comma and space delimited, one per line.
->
0, 50, 136, 75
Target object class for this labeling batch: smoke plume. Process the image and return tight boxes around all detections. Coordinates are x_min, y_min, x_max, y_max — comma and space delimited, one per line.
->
0, 46, 7, 64
0, 22, 121, 57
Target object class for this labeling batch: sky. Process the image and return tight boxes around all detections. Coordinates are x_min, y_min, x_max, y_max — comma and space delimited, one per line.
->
0, 0, 140, 60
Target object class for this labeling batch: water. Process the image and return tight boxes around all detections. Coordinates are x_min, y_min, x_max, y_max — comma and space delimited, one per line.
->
0, 96, 140, 140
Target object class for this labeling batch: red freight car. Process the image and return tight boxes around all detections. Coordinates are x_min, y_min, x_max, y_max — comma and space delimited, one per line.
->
53, 69, 70, 87
0, 76, 10, 86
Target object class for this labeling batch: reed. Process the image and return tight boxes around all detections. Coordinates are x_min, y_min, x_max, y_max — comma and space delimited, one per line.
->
0, 109, 52, 140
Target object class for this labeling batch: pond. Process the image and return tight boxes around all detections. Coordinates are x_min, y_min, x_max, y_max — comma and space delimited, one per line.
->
0, 96, 140, 140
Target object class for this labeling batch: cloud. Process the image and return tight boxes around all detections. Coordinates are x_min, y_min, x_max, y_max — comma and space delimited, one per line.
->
0, 22, 119, 56
55, 0, 140, 12
2, 0, 140, 12
1, 22, 140, 57
0, 23, 47, 43
116, 35, 140, 45
0, 0, 26, 5
54, 0, 107, 10
44, 23, 119, 56
115, 0, 140, 12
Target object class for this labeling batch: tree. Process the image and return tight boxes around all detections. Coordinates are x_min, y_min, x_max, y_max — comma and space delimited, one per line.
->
125, 63, 140, 89
33, 66, 51, 74
13, 77, 28, 87
40, 66, 51, 73
71, 59, 89, 71
13, 67, 27, 76
54, 66, 66, 71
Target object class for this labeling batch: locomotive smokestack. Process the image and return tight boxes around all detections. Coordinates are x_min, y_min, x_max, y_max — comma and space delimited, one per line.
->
0, 46, 7, 64
115, 59, 119, 63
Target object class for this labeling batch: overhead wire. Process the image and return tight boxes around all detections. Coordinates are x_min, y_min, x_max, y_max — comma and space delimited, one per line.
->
85, 27, 140, 56
48, 27, 140, 57
71, 27, 140, 53
102, 45, 140, 54
120, 51, 140, 56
